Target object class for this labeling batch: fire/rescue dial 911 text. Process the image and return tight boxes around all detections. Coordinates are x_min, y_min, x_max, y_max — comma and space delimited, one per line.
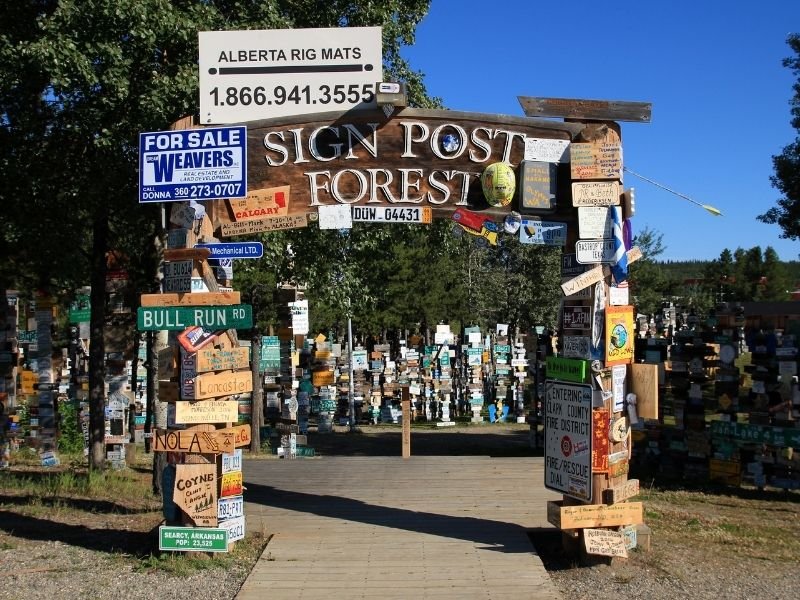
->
138, 126, 247, 203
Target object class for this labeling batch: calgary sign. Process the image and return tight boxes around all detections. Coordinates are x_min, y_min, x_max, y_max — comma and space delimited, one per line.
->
212, 109, 582, 225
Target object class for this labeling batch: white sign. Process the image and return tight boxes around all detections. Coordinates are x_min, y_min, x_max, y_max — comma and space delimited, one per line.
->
220, 516, 246, 543
199, 27, 383, 124
352, 206, 432, 224
523, 138, 570, 163
218, 495, 244, 521
289, 299, 309, 335
222, 449, 243, 474
578, 207, 613, 239
575, 239, 616, 264
318, 204, 353, 230
544, 381, 592, 502
612, 365, 626, 413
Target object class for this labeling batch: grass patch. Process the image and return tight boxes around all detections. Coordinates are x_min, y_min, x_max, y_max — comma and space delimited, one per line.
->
135, 532, 270, 575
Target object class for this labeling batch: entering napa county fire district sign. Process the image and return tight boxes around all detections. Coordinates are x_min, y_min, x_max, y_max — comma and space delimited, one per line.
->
139, 126, 246, 203
544, 381, 592, 502
198, 27, 382, 124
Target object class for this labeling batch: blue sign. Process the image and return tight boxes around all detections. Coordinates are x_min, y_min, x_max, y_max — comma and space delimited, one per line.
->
197, 242, 263, 259
520, 219, 567, 246
138, 126, 247, 203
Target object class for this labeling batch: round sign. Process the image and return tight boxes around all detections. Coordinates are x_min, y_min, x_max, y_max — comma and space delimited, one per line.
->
288, 397, 299, 413
610, 417, 628, 442
560, 435, 573, 457
719, 344, 736, 365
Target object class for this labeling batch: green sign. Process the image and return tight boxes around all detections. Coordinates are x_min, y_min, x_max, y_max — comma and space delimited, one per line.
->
546, 356, 588, 383
494, 344, 511, 354
260, 336, 281, 371
18, 330, 37, 343
137, 305, 252, 331
159, 526, 228, 552
69, 294, 91, 323
710, 420, 800, 448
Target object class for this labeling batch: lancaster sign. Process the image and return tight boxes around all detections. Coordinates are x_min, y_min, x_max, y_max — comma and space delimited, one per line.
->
211, 109, 582, 225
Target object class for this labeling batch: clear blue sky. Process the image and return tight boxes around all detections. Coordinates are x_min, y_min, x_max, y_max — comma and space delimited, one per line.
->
403, 0, 800, 262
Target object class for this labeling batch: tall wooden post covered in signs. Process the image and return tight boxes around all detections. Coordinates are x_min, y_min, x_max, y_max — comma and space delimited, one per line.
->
518, 97, 658, 561
140, 117, 253, 554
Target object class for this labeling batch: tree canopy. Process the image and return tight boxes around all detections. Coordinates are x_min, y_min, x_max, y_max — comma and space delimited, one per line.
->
760, 33, 800, 245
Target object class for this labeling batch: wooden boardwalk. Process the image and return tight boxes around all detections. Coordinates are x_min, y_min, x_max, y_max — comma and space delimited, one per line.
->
237, 456, 562, 600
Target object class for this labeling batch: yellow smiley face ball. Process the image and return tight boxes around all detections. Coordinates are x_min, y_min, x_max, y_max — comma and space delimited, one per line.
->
480, 162, 516, 207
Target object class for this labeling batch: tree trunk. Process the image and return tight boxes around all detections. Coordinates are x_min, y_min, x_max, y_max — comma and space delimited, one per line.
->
144, 330, 154, 453
88, 210, 109, 471
250, 333, 262, 453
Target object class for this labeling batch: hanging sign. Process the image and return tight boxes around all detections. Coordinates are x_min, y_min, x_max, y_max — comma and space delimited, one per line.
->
544, 381, 593, 501
139, 126, 246, 203
605, 305, 635, 366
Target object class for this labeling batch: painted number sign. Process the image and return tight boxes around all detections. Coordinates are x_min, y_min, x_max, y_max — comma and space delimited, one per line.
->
199, 27, 382, 124
139, 126, 246, 203
544, 381, 593, 502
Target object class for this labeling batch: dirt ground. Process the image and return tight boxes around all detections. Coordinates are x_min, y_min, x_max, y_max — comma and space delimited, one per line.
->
2, 423, 799, 599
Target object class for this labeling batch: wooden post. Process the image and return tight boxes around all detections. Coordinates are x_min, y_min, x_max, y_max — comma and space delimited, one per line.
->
401, 385, 411, 459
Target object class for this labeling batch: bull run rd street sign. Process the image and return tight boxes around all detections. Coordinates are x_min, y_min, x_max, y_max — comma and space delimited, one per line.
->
138, 126, 246, 203
199, 27, 383, 124
137, 305, 253, 331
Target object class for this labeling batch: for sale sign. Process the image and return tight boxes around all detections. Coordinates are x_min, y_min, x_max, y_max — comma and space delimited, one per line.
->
544, 381, 592, 502
139, 126, 246, 203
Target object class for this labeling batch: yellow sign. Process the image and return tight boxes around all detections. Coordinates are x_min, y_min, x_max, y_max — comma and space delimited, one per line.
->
140, 291, 242, 307
20, 370, 37, 394
187, 370, 253, 400
220, 471, 243, 498
605, 305, 634, 366
547, 500, 643, 530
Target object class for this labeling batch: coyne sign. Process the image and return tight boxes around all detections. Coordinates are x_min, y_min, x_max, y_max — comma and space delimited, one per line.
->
199, 27, 383, 124
544, 381, 592, 502
139, 126, 247, 203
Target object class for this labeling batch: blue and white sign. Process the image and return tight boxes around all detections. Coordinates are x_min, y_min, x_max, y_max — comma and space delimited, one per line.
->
139, 126, 247, 203
520, 219, 568, 246
197, 242, 263, 259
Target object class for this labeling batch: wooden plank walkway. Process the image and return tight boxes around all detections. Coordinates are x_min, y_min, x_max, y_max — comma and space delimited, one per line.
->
237, 456, 562, 600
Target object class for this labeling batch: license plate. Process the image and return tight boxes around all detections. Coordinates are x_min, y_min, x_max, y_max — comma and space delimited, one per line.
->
351, 206, 432, 224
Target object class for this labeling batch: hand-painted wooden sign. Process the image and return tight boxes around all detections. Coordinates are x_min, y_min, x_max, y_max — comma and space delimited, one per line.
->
605, 305, 634, 366
153, 427, 227, 453
561, 265, 604, 297
603, 479, 640, 504
140, 291, 242, 307
189, 346, 250, 373
547, 500, 643, 529
220, 213, 309, 236
185, 370, 253, 400
174, 399, 239, 424
174, 463, 218, 526
519, 161, 557, 213
518, 96, 652, 123
571, 181, 620, 206
220, 424, 252, 448
228, 185, 290, 221
220, 471, 243, 498
544, 381, 592, 501
583, 528, 628, 558
570, 142, 622, 180
592, 409, 610, 472
578, 207, 613, 239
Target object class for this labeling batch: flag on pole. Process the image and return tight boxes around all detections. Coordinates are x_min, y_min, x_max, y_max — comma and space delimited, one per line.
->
610, 205, 628, 283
